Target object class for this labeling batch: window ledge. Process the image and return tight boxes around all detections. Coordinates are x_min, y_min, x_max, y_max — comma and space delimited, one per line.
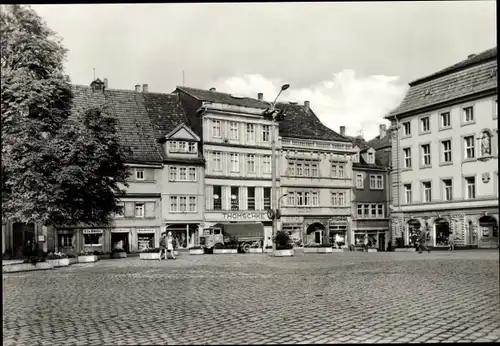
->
462, 158, 477, 163
438, 126, 452, 132
401, 167, 412, 172
419, 131, 432, 136
461, 121, 476, 127
439, 162, 453, 167
401, 135, 412, 140
170, 212, 197, 214
419, 165, 432, 170
369, 187, 384, 191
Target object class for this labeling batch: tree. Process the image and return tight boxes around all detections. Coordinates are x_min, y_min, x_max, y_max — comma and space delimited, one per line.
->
1, 5, 129, 228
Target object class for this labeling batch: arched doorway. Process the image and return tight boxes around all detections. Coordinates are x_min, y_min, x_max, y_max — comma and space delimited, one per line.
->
406, 219, 421, 247
478, 215, 498, 249
306, 222, 326, 245
434, 218, 451, 247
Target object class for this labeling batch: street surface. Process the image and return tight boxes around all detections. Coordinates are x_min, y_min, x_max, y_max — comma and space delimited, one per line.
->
3, 250, 500, 345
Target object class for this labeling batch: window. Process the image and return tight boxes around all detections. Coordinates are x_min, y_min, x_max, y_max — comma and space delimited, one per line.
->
246, 123, 255, 142
442, 179, 453, 201
463, 106, 474, 123
188, 142, 197, 153
229, 122, 239, 140
179, 167, 187, 180
331, 191, 346, 206
422, 181, 432, 202
169, 166, 177, 181
135, 169, 145, 180
58, 234, 73, 247
188, 167, 196, 181
262, 155, 271, 174
312, 192, 319, 206
84, 233, 101, 246
135, 203, 144, 218
247, 187, 255, 210
421, 144, 431, 166
188, 197, 196, 212
179, 196, 187, 212
287, 193, 295, 206
230, 186, 239, 210
213, 186, 222, 210
356, 204, 384, 218
289, 191, 319, 206
247, 154, 256, 173
296, 163, 303, 176
352, 152, 359, 163
169, 141, 178, 153
311, 163, 318, 177
304, 164, 310, 177
355, 173, 364, 189
213, 120, 221, 137
262, 125, 270, 142
420, 117, 430, 132
494, 99, 498, 119
403, 122, 411, 136
464, 136, 475, 159
367, 152, 374, 164
115, 202, 124, 218
263, 187, 271, 210
213, 152, 222, 170
357, 204, 363, 217
332, 163, 345, 178
170, 196, 177, 212
440, 112, 451, 128
377, 204, 383, 218
403, 148, 412, 168
465, 177, 476, 199
480, 131, 492, 156
404, 184, 412, 204
230, 153, 239, 172
369, 175, 383, 189
441, 140, 452, 163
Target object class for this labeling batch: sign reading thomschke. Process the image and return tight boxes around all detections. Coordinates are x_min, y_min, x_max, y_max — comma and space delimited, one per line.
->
222, 212, 267, 220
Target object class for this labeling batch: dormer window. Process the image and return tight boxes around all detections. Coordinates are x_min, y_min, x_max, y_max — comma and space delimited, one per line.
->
367, 152, 375, 164
352, 152, 359, 163
188, 142, 197, 153
169, 141, 197, 153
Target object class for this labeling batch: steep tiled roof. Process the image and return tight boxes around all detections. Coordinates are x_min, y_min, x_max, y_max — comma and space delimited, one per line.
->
71, 85, 195, 163
176, 86, 270, 109
353, 153, 387, 171
387, 47, 497, 119
276, 103, 351, 142
366, 134, 391, 150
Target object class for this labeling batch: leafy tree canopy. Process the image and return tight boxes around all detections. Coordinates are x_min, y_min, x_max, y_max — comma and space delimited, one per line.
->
1, 5, 130, 227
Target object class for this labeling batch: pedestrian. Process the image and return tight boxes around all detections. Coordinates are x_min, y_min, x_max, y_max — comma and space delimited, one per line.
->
363, 235, 369, 252
159, 232, 167, 261
418, 228, 430, 253
167, 231, 176, 260
448, 233, 455, 251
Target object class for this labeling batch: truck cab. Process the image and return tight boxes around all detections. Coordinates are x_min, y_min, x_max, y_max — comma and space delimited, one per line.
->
200, 227, 224, 251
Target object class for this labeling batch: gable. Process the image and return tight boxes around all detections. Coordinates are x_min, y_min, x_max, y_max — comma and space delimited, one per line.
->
165, 123, 200, 142
170, 127, 196, 140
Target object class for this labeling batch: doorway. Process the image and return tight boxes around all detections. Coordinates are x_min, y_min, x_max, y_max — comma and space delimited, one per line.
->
12, 223, 35, 258
378, 233, 386, 251
111, 232, 129, 253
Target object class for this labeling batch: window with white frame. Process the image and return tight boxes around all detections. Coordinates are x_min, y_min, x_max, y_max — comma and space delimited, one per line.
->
213, 120, 221, 138
59, 234, 73, 247
463, 106, 474, 123
331, 162, 345, 178
169, 141, 178, 153
312, 192, 319, 206
352, 152, 359, 163
287, 160, 319, 177
287, 191, 319, 206
356, 203, 384, 218
367, 152, 375, 164
442, 179, 452, 201
169, 166, 197, 181
440, 112, 451, 128
246, 123, 255, 142
230, 153, 239, 172
421, 144, 431, 166
369, 174, 383, 189
355, 173, 364, 189
404, 184, 412, 204
83, 233, 101, 246
169, 166, 177, 181
213, 152, 222, 170
229, 122, 239, 140
420, 117, 430, 132
188, 197, 196, 212
464, 136, 475, 159
262, 155, 271, 173
465, 176, 476, 199
188, 142, 197, 153
135, 203, 145, 218
403, 147, 412, 168
403, 122, 411, 136
179, 196, 187, 212
441, 140, 452, 163
331, 191, 347, 206
311, 163, 318, 177
135, 169, 145, 180
422, 181, 432, 202
179, 167, 187, 180
247, 154, 256, 173
262, 125, 270, 142
170, 196, 196, 212
230, 186, 239, 211
188, 167, 196, 181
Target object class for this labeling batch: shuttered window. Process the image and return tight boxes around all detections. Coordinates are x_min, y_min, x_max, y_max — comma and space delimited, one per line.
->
145, 202, 155, 218
124, 202, 135, 217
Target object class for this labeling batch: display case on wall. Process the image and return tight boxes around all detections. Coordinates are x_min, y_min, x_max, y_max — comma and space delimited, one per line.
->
138, 234, 154, 252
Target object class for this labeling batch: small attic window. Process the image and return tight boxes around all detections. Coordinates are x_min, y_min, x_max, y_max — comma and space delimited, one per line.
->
367, 151, 375, 164
352, 152, 359, 163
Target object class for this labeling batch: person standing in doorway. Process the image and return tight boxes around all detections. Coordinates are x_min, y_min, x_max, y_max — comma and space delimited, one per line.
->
167, 231, 176, 260
363, 234, 369, 252
418, 227, 430, 253
159, 232, 167, 261
448, 233, 455, 251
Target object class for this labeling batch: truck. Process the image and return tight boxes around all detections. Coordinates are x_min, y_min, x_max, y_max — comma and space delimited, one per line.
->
200, 223, 264, 253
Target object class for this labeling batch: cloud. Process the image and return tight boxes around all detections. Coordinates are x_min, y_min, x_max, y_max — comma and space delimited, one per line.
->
208, 70, 408, 140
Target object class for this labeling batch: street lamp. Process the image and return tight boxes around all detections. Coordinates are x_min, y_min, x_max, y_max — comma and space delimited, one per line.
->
268, 84, 290, 251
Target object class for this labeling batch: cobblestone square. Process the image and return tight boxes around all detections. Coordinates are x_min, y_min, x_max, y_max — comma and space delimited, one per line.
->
3, 251, 500, 345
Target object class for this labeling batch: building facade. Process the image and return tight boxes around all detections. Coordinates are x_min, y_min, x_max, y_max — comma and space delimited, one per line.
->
386, 47, 498, 249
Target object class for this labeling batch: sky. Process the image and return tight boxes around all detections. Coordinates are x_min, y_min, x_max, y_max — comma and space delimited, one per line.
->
32, 2, 496, 140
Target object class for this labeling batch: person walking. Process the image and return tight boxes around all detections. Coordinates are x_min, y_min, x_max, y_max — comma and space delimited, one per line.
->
448, 233, 455, 251
363, 234, 369, 252
167, 231, 176, 260
159, 232, 167, 261
418, 228, 430, 253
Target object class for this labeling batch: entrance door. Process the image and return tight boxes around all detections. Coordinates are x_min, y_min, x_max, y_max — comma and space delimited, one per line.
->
111, 232, 129, 252
12, 223, 35, 258
378, 233, 386, 251
314, 231, 321, 244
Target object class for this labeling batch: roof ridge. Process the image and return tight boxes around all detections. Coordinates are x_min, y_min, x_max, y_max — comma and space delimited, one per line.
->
73, 83, 178, 97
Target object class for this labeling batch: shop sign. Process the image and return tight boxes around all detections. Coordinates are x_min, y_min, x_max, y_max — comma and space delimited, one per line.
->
330, 216, 348, 224
82, 229, 103, 234
222, 212, 267, 220
281, 216, 304, 224
136, 228, 156, 234
111, 228, 130, 233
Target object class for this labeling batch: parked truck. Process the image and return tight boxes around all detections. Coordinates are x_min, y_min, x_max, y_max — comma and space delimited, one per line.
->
200, 223, 264, 253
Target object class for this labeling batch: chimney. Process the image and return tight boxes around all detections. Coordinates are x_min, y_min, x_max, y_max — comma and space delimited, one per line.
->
142, 84, 148, 93
340, 126, 346, 136
209, 87, 216, 92
258, 92, 263, 101
135, 84, 141, 92
304, 100, 310, 108
468, 54, 476, 59
379, 124, 387, 138
103, 78, 108, 89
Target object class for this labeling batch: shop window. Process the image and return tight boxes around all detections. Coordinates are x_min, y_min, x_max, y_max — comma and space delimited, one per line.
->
59, 234, 73, 247
138, 234, 154, 252
263, 187, 271, 210
230, 186, 239, 210
213, 185, 222, 210
247, 187, 256, 210
84, 234, 102, 246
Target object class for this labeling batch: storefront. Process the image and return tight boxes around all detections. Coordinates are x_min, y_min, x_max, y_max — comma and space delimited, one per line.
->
136, 228, 157, 252
478, 215, 499, 249
304, 219, 330, 245
281, 216, 304, 244
165, 223, 200, 249
329, 216, 348, 249
82, 228, 106, 253
110, 228, 131, 252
